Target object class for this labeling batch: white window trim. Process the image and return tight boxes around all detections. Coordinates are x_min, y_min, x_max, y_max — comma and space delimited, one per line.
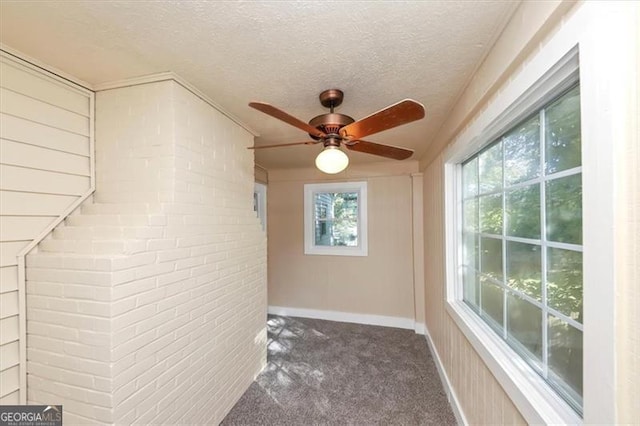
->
304, 181, 368, 256
442, 3, 635, 422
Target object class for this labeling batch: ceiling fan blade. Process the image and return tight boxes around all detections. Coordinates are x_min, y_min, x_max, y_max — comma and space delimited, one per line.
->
247, 141, 319, 150
249, 102, 327, 138
339, 99, 425, 140
345, 140, 414, 160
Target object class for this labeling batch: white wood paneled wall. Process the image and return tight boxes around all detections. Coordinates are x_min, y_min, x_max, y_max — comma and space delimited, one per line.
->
0, 52, 93, 403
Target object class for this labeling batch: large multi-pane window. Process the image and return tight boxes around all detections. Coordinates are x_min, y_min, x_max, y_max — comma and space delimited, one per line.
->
461, 85, 583, 413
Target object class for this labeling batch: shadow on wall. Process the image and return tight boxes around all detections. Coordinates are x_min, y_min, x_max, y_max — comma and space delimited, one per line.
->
221, 315, 457, 425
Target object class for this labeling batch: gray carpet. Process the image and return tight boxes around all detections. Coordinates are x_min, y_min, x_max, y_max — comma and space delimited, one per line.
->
222, 315, 456, 425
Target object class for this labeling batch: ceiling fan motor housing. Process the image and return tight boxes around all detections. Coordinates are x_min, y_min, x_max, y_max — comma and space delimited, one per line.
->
308, 113, 354, 140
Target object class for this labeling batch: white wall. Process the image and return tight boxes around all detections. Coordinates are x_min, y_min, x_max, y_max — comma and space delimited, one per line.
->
0, 52, 93, 403
26, 78, 266, 424
614, 6, 639, 421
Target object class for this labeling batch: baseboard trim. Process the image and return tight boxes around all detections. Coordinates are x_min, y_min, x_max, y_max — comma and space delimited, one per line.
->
267, 306, 415, 330
414, 322, 426, 335
424, 327, 468, 426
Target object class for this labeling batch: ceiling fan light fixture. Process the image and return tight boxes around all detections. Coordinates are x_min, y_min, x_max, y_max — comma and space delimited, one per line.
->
315, 146, 349, 174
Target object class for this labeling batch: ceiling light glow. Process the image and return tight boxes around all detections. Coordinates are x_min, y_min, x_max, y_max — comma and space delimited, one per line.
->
315, 146, 349, 174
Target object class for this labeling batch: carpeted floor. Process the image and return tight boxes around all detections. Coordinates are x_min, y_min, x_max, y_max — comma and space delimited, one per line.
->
222, 315, 457, 425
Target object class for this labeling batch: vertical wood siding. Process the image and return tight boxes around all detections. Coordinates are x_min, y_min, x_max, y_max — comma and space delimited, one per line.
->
0, 52, 93, 403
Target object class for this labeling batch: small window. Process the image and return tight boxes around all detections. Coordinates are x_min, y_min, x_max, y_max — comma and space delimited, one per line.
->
460, 85, 583, 413
254, 183, 267, 232
304, 181, 368, 256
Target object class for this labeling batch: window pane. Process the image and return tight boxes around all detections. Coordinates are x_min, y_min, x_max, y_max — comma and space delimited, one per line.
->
480, 277, 504, 327
335, 192, 359, 220
315, 220, 333, 245
545, 86, 581, 174
314, 193, 331, 219
463, 270, 480, 309
480, 237, 502, 280
463, 232, 478, 269
479, 194, 502, 234
548, 315, 583, 407
506, 241, 541, 300
546, 174, 582, 244
504, 115, 540, 185
479, 141, 502, 194
463, 198, 478, 232
463, 233, 479, 307
507, 292, 542, 360
463, 158, 479, 198
314, 192, 359, 247
547, 247, 583, 323
506, 183, 541, 239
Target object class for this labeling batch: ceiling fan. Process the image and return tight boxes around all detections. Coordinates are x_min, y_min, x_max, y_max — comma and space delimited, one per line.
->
248, 89, 425, 174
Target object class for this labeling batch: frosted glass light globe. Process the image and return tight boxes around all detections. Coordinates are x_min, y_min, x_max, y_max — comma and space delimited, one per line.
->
315, 146, 349, 174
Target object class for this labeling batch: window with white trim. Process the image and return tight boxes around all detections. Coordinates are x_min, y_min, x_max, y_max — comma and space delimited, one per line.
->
254, 182, 267, 232
304, 181, 368, 256
460, 84, 583, 414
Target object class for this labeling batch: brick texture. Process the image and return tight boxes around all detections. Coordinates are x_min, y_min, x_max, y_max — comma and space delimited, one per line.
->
26, 80, 267, 425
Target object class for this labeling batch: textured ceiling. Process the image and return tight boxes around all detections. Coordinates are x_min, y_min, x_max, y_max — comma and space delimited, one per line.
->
0, 1, 518, 170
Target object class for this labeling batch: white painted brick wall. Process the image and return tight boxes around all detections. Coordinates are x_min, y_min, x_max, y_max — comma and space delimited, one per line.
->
26, 80, 267, 425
